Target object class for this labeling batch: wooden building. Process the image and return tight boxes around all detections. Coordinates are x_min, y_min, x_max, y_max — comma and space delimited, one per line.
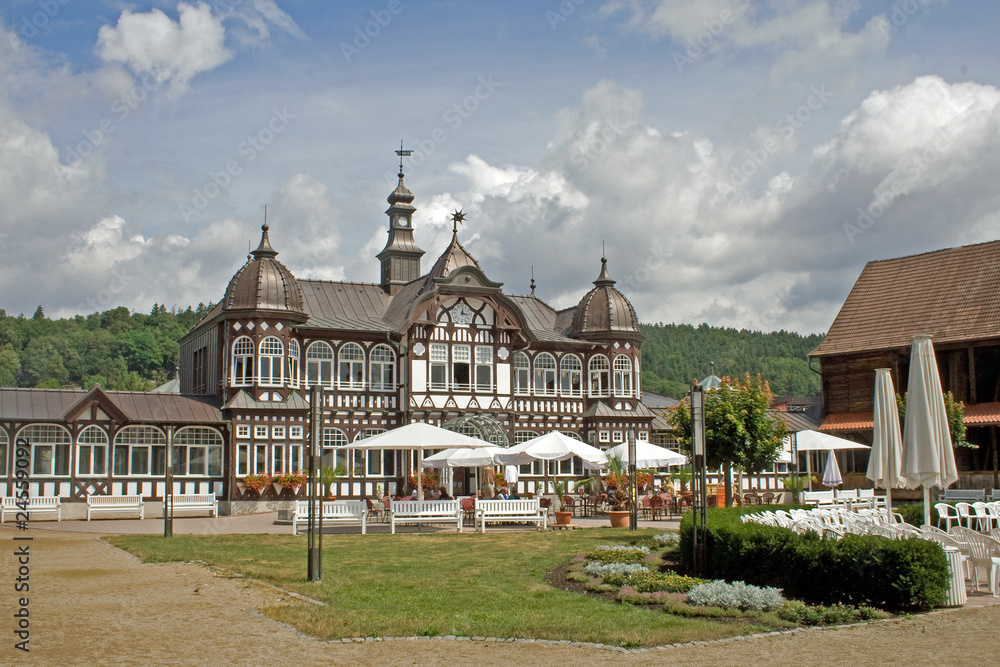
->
810, 240, 1000, 484
1, 163, 657, 513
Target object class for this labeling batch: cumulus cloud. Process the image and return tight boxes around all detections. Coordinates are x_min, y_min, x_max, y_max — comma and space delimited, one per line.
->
428, 76, 1000, 334
95, 2, 233, 96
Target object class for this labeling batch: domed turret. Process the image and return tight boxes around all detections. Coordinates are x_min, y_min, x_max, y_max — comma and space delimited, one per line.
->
570, 257, 641, 339
224, 224, 306, 315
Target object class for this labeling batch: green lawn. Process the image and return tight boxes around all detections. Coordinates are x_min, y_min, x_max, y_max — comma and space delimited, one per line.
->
107, 528, 777, 646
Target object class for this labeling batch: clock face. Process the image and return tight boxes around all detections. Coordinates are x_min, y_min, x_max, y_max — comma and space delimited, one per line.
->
453, 304, 474, 324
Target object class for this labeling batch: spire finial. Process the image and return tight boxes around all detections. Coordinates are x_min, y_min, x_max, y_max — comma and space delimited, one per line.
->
451, 209, 465, 235
263, 204, 268, 232
530, 265, 536, 297
395, 141, 412, 179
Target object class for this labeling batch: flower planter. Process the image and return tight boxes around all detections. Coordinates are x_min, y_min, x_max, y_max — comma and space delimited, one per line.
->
554, 510, 572, 525
272, 482, 283, 496
608, 510, 631, 528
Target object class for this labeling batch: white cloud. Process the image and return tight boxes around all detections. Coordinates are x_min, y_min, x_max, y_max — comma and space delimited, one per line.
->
95, 2, 233, 96
228, 0, 308, 44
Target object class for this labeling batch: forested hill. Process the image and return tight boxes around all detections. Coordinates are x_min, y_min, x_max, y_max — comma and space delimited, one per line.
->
639, 323, 824, 399
0, 305, 213, 391
0, 307, 824, 397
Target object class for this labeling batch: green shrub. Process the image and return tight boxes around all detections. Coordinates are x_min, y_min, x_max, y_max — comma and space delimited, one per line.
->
585, 545, 649, 564
896, 502, 942, 527
680, 506, 948, 610
686, 580, 785, 611
777, 600, 890, 626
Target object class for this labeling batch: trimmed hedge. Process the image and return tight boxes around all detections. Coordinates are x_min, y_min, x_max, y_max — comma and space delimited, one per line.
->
680, 507, 948, 610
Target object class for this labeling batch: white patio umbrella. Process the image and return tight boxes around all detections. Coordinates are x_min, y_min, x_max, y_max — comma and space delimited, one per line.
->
867, 368, 906, 521
351, 422, 494, 500
493, 431, 607, 495
590, 441, 686, 469
822, 449, 843, 488
791, 429, 870, 490
421, 446, 504, 468
901, 336, 958, 526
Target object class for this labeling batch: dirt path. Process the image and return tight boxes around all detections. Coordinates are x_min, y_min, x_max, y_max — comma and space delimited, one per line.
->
1, 527, 997, 666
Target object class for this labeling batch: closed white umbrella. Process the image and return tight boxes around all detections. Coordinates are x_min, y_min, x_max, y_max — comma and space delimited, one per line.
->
792, 430, 869, 491
867, 368, 906, 521
822, 449, 843, 488
901, 336, 958, 526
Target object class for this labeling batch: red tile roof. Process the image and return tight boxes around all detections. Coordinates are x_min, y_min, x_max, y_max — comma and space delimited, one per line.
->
811, 239, 1000, 357
820, 402, 1000, 431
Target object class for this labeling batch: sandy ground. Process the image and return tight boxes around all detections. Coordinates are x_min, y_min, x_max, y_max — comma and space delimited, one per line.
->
2, 524, 998, 666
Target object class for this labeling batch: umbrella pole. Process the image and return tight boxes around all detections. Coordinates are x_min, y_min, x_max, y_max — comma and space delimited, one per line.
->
885, 487, 892, 523
418, 448, 424, 501
806, 453, 812, 492
923, 487, 931, 527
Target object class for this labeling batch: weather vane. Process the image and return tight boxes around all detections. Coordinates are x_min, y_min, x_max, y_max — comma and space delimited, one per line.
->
395, 140, 413, 177
451, 209, 466, 234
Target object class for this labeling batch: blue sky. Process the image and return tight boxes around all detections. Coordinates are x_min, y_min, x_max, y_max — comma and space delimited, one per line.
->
2, 1, 999, 334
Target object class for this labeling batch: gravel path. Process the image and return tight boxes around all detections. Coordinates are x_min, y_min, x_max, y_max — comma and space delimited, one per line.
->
2, 526, 997, 666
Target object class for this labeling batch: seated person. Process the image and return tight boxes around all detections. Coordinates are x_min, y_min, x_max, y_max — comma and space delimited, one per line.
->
438, 487, 453, 500
409, 488, 418, 500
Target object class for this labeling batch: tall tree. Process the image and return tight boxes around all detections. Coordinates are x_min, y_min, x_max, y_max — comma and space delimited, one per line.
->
666, 373, 786, 506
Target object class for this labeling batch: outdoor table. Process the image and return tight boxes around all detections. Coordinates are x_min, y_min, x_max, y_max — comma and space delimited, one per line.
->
943, 547, 967, 606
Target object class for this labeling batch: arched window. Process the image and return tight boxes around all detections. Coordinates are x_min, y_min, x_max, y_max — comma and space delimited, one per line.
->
172, 426, 224, 476
0, 428, 8, 476
559, 355, 582, 397
514, 430, 541, 475
18, 424, 71, 476
338, 343, 365, 390
322, 427, 348, 470
258, 336, 284, 386
232, 336, 254, 386
588, 355, 610, 397
370, 344, 395, 392
288, 339, 301, 388
305, 341, 334, 387
613, 355, 633, 397
533, 353, 557, 395
513, 351, 530, 395
356, 428, 390, 476
77, 425, 108, 476
113, 426, 166, 476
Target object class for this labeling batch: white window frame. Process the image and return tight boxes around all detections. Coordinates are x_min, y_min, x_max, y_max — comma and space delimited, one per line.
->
613, 355, 633, 397
588, 355, 610, 397
338, 342, 365, 390
288, 339, 301, 388
429, 343, 448, 391
289, 425, 303, 439
113, 425, 166, 476
452, 345, 471, 392
231, 336, 254, 386
254, 425, 268, 439
559, 354, 582, 397
533, 352, 557, 396
236, 424, 250, 438
272, 425, 286, 439
474, 345, 493, 393
76, 425, 109, 476
370, 344, 395, 392
513, 351, 530, 396
172, 426, 224, 476
20, 424, 72, 477
305, 341, 334, 387
599, 430, 610, 443
321, 428, 348, 469
258, 336, 285, 386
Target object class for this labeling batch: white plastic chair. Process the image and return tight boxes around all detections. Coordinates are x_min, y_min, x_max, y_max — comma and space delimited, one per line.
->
955, 502, 976, 530
973, 502, 998, 531
954, 527, 1000, 596
935, 503, 961, 531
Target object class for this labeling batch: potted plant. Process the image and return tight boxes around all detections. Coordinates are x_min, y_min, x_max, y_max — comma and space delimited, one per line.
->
551, 477, 572, 525
320, 464, 347, 500
242, 473, 270, 496
605, 454, 631, 528
780, 473, 816, 505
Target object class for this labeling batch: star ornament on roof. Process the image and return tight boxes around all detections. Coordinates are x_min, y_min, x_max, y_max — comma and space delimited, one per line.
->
450, 209, 466, 233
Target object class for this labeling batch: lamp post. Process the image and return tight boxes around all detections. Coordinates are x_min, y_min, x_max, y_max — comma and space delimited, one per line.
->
628, 428, 637, 531
690, 382, 707, 576
307, 384, 324, 581
164, 426, 173, 538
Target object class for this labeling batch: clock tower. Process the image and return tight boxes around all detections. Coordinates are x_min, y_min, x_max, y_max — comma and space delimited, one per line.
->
377, 145, 425, 294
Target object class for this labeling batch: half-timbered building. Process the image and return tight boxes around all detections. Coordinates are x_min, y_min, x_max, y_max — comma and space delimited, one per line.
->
1, 164, 654, 515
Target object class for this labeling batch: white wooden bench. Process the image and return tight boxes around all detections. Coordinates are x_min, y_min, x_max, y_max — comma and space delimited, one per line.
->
802, 490, 835, 506
87, 495, 144, 520
165, 494, 218, 517
1, 496, 61, 522
292, 500, 367, 534
389, 500, 463, 534
942, 489, 986, 502
475, 499, 547, 533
